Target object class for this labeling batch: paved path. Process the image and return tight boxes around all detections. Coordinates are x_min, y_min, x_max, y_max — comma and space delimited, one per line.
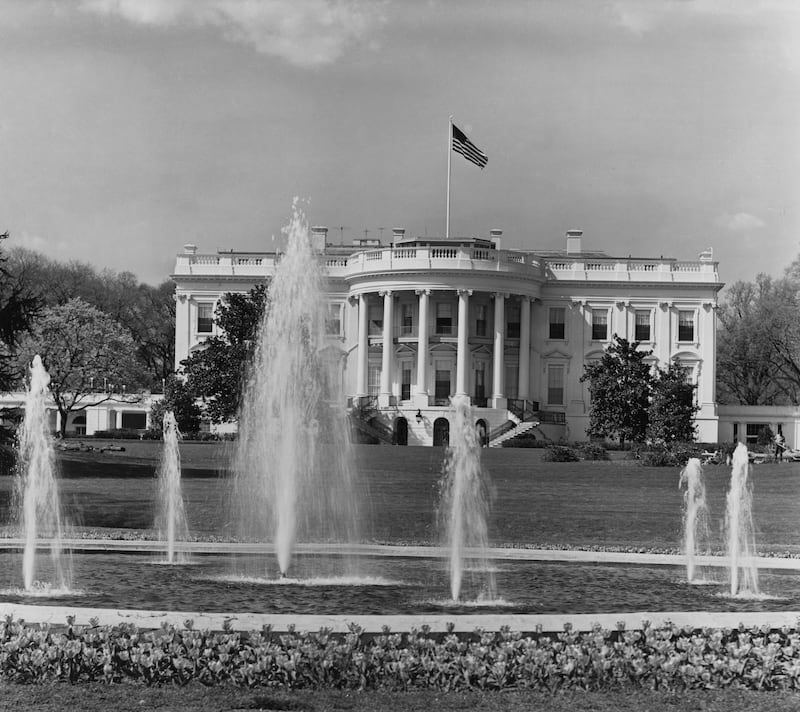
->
2, 537, 800, 571
2, 602, 799, 634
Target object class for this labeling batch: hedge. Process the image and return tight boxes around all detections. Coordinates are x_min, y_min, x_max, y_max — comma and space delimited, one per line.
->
5, 617, 800, 691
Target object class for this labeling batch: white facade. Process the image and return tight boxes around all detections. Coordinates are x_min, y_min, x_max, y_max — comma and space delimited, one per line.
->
172, 228, 723, 445
0, 392, 160, 436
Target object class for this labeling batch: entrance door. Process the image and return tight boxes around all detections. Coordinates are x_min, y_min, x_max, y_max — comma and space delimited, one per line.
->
394, 417, 408, 446
433, 417, 450, 446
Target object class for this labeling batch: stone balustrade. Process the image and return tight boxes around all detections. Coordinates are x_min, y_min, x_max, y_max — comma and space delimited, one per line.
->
174, 248, 719, 284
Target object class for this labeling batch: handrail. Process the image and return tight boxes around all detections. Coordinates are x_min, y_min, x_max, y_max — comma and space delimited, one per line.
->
507, 399, 539, 422
487, 420, 516, 442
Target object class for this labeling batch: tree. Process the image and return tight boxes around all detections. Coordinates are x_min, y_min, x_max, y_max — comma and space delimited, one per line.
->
716, 275, 797, 405
647, 361, 698, 444
765, 260, 800, 402
182, 285, 267, 423
6, 247, 175, 391
120, 281, 176, 390
148, 375, 201, 435
0, 233, 41, 393
16, 298, 146, 436
581, 336, 654, 445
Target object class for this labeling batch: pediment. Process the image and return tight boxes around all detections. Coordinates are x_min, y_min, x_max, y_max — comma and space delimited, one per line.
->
542, 348, 572, 360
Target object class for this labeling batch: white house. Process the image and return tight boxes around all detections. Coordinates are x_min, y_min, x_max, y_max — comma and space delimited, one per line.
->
172, 228, 724, 446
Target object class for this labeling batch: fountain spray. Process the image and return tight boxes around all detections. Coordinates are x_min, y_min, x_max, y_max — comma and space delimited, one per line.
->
14, 355, 71, 591
679, 457, 710, 583
439, 396, 495, 602
725, 442, 759, 596
155, 411, 189, 564
231, 202, 359, 578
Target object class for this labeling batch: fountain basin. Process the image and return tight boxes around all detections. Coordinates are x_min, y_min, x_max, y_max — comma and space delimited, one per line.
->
2, 549, 799, 617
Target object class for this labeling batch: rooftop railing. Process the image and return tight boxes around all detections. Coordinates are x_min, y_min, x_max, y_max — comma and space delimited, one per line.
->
174, 249, 719, 284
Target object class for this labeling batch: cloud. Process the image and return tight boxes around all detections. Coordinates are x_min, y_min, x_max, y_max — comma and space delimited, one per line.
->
79, 0, 386, 67
714, 212, 766, 232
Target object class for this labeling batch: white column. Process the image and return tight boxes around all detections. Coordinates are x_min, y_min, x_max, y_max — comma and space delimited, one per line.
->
356, 294, 369, 396
455, 289, 471, 398
571, 300, 587, 409
174, 293, 190, 370
415, 289, 430, 405
379, 290, 394, 406
492, 292, 506, 408
518, 297, 531, 400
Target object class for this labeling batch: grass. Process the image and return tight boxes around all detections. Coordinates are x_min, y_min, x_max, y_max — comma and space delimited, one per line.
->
3, 443, 798, 556
3, 682, 800, 712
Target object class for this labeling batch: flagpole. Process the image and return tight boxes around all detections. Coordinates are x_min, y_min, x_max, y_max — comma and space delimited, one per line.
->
446, 116, 453, 239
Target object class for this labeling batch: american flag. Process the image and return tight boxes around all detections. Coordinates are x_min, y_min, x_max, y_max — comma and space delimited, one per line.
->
451, 123, 488, 169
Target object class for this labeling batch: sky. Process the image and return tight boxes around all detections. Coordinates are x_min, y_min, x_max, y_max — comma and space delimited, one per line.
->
0, 0, 797, 287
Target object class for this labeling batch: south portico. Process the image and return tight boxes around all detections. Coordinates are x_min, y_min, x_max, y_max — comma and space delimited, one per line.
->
348, 284, 541, 413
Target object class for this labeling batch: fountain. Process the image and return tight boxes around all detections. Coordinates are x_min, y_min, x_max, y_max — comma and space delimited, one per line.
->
13, 355, 71, 592
438, 396, 496, 602
679, 457, 710, 583
230, 203, 360, 578
154, 411, 189, 564
725, 442, 759, 596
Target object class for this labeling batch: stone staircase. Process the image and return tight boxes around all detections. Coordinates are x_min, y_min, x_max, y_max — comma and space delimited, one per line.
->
488, 419, 539, 448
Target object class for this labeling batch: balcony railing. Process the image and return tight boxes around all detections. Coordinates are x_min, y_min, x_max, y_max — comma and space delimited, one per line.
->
175, 248, 718, 285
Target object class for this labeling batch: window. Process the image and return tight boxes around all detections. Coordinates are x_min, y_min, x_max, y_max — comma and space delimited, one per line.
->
401, 366, 412, 401
634, 310, 651, 342
435, 369, 451, 402
368, 364, 381, 396
197, 303, 214, 333
325, 303, 343, 336
505, 364, 519, 398
436, 302, 453, 335
507, 305, 521, 338
368, 304, 383, 335
474, 362, 486, 404
549, 307, 565, 340
745, 423, 763, 446
401, 303, 414, 336
678, 310, 695, 342
475, 304, 487, 337
547, 364, 565, 405
591, 309, 608, 341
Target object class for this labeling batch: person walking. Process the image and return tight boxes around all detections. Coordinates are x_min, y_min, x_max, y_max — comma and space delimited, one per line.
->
774, 431, 785, 463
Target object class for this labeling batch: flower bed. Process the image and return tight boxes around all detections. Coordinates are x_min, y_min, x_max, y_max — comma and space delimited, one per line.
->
4, 617, 800, 691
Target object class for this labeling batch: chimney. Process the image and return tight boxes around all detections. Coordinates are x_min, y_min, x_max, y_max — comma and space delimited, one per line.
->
566, 229, 583, 255
183, 243, 198, 255
310, 226, 328, 253
392, 227, 406, 244
489, 228, 503, 249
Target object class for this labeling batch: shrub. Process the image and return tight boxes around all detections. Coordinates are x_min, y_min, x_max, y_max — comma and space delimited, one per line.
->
92, 429, 143, 440
501, 433, 549, 448
578, 443, 609, 461
637, 442, 701, 467
541, 445, 579, 462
